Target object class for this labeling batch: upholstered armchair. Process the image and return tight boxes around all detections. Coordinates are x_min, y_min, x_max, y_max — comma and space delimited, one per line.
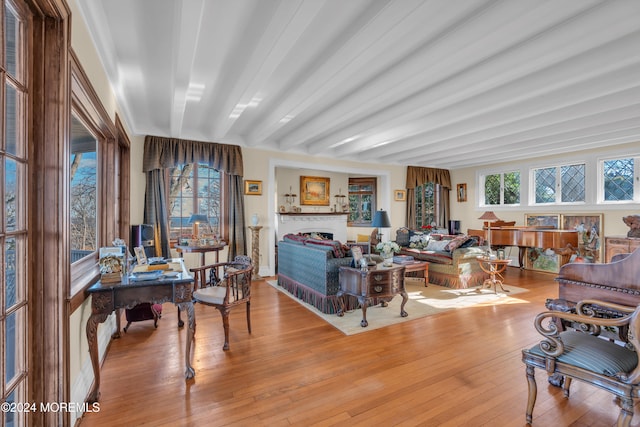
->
190, 256, 253, 350
522, 299, 640, 426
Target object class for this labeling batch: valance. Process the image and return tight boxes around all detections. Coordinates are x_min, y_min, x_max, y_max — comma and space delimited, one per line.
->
143, 135, 243, 176
405, 166, 451, 189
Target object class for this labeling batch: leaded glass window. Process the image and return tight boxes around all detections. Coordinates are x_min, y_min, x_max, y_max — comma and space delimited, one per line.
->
603, 158, 634, 201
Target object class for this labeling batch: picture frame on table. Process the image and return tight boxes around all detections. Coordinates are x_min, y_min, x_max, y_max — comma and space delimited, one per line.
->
300, 175, 330, 206
134, 246, 148, 265
350, 246, 364, 268
394, 190, 406, 201
244, 180, 262, 195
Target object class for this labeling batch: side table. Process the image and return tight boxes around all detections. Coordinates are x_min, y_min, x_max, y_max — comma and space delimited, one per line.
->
175, 243, 226, 266
337, 264, 408, 327
476, 256, 512, 293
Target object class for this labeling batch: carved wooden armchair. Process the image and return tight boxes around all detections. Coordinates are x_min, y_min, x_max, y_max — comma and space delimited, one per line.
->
522, 299, 640, 426
190, 256, 253, 351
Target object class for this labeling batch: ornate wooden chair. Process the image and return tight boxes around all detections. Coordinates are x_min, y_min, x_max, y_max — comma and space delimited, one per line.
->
190, 256, 253, 350
522, 299, 640, 426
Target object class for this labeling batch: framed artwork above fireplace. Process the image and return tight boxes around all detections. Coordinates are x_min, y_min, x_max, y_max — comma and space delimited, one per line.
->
300, 175, 330, 206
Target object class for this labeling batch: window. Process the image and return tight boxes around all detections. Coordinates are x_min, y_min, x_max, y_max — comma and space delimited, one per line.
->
532, 163, 584, 204
70, 115, 97, 263
2, 1, 28, 424
414, 183, 435, 228
348, 177, 376, 226
482, 171, 520, 206
601, 157, 637, 203
168, 163, 223, 241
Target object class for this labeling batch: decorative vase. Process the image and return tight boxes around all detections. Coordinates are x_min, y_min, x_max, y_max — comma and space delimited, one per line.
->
251, 213, 259, 226
382, 251, 394, 267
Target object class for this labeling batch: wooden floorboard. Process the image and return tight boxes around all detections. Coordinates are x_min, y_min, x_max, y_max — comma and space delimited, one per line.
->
79, 267, 640, 426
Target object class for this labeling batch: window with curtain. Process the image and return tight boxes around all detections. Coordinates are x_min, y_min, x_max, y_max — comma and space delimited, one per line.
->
414, 183, 435, 228
167, 163, 226, 243
348, 177, 376, 226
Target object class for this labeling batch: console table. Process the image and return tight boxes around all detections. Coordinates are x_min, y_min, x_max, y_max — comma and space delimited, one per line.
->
337, 264, 407, 327
85, 259, 195, 403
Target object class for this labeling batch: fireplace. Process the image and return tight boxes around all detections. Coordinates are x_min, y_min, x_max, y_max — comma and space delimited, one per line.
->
276, 213, 347, 242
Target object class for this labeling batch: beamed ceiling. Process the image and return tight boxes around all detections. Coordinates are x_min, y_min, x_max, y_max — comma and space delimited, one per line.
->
77, 0, 640, 170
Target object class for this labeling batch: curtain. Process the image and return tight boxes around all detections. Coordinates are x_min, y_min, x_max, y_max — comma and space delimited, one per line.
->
142, 135, 246, 261
143, 169, 171, 257
405, 166, 451, 229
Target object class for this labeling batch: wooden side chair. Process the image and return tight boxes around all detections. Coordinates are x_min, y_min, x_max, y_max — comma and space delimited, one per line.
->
190, 256, 253, 350
522, 299, 640, 426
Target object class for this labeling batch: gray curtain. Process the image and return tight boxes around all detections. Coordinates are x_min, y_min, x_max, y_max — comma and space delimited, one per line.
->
143, 169, 171, 257
142, 135, 246, 261
405, 166, 451, 229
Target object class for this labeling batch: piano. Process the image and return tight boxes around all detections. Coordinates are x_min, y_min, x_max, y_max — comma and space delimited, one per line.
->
467, 226, 578, 268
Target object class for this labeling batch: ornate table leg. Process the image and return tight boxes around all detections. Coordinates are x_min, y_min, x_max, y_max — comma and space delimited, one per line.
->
86, 312, 109, 403
399, 291, 408, 318
112, 308, 122, 339
360, 297, 368, 327
178, 301, 196, 379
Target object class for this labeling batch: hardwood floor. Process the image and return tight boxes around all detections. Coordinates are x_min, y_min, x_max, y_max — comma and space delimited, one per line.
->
79, 267, 638, 426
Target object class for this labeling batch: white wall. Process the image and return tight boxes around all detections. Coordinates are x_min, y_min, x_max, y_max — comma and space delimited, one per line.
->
449, 141, 640, 238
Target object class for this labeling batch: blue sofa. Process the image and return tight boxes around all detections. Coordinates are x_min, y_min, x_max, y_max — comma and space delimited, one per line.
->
277, 235, 356, 314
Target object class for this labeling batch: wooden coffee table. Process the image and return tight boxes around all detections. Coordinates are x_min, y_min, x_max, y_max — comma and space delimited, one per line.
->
398, 261, 429, 286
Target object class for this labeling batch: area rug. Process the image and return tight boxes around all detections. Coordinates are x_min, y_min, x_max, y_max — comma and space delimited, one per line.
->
265, 278, 529, 335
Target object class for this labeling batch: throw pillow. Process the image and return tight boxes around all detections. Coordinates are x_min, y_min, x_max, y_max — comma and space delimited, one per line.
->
459, 236, 479, 248
425, 239, 449, 252
356, 234, 370, 243
445, 234, 470, 252
395, 228, 410, 246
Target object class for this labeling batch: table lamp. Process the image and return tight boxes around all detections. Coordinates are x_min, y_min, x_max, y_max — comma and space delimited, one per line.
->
371, 209, 391, 250
188, 214, 209, 239
478, 211, 499, 256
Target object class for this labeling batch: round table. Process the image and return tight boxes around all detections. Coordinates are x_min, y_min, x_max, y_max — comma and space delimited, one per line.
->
476, 256, 512, 293
175, 243, 226, 266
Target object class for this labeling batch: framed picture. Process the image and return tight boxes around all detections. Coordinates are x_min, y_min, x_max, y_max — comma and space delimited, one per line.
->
457, 183, 467, 202
394, 190, 406, 201
244, 180, 262, 195
525, 247, 560, 273
525, 213, 560, 228
300, 175, 330, 206
351, 245, 363, 267
134, 246, 147, 265
561, 213, 604, 263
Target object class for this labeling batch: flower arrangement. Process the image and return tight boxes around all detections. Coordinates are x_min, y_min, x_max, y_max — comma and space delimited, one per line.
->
421, 224, 434, 231
376, 241, 400, 255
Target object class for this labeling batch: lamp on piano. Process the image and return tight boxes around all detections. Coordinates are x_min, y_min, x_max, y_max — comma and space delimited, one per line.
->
478, 211, 500, 256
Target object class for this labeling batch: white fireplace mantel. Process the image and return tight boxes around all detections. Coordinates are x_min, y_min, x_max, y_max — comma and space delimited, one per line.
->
277, 213, 347, 242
